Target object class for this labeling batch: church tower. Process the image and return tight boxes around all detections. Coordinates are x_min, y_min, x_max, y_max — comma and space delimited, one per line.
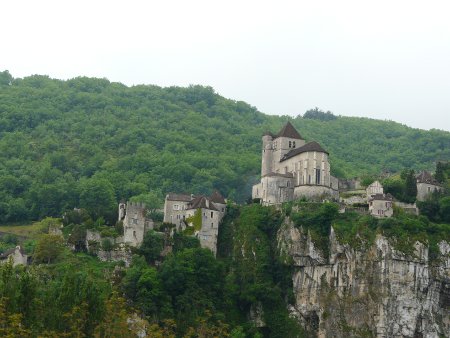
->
261, 132, 273, 177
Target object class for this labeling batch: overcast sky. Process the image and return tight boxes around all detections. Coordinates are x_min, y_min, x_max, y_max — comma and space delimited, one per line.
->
2, 0, 450, 131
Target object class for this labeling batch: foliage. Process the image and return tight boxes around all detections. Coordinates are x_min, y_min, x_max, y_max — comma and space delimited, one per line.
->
0, 72, 449, 224
291, 202, 339, 257
303, 107, 337, 121
383, 170, 417, 203
139, 230, 165, 264
33, 234, 65, 264
129, 191, 163, 213
184, 208, 202, 235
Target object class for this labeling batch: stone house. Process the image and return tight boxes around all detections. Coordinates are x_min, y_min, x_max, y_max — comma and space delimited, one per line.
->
0, 246, 28, 266
118, 201, 154, 247
366, 181, 384, 199
369, 193, 394, 218
163, 191, 226, 255
252, 122, 339, 205
416, 171, 443, 201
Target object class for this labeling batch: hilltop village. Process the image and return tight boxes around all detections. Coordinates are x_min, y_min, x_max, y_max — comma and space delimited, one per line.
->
1, 123, 444, 267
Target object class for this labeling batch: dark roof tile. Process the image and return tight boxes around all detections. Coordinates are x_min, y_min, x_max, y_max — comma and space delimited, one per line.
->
275, 122, 303, 139
280, 141, 328, 162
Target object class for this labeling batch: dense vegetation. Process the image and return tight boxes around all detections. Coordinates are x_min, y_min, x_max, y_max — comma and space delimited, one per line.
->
1, 70, 450, 223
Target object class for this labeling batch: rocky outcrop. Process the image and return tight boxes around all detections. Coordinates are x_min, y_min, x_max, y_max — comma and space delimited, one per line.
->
277, 219, 450, 338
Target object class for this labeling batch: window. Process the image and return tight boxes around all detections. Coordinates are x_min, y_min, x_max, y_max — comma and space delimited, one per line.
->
133, 231, 136, 237
289, 141, 292, 148
211, 222, 214, 228
316, 169, 321, 185
293, 141, 296, 148
428, 187, 431, 192
308, 175, 311, 184
173, 204, 179, 210
222, 208, 225, 212
211, 211, 213, 218
132, 218, 138, 225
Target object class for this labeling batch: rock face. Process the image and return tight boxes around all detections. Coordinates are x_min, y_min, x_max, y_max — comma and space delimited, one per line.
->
277, 219, 450, 338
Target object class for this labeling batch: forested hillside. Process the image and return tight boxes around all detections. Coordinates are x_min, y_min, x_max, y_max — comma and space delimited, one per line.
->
1, 70, 449, 223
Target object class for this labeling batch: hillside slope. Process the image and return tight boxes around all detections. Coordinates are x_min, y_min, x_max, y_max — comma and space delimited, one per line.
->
0, 71, 449, 222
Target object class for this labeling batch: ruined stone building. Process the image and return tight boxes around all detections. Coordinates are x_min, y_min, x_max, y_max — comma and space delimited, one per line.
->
416, 170, 443, 201
252, 122, 339, 205
0, 246, 28, 266
118, 201, 154, 247
163, 191, 226, 255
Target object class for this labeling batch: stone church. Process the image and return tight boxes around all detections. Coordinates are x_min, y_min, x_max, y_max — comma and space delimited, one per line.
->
252, 122, 339, 205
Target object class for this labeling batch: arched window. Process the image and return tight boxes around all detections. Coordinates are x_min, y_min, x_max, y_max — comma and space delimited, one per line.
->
293, 141, 296, 148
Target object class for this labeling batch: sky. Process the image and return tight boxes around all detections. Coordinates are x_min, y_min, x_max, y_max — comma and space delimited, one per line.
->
2, 0, 450, 131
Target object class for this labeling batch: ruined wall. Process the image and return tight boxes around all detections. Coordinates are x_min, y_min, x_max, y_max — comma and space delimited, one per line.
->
277, 220, 450, 338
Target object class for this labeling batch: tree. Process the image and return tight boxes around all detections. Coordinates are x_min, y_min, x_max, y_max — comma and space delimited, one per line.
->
0, 70, 13, 86
439, 197, 450, 223
139, 231, 164, 264
79, 178, 116, 223
33, 234, 65, 264
129, 191, 162, 214
404, 169, 417, 203
435, 162, 445, 183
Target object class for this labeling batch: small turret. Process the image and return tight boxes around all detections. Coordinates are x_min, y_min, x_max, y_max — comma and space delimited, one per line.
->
261, 132, 273, 177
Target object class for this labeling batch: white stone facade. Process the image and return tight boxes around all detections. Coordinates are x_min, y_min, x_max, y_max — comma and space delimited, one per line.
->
369, 194, 394, 218
163, 192, 226, 255
366, 180, 383, 198
253, 122, 338, 205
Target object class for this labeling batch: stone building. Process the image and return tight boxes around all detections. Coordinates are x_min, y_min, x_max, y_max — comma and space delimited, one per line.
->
118, 201, 154, 247
252, 122, 339, 205
416, 171, 443, 201
368, 193, 394, 218
0, 246, 28, 266
163, 191, 226, 255
366, 180, 384, 199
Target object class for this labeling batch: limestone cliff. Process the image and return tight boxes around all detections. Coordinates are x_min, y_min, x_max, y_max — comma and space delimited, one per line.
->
277, 219, 450, 338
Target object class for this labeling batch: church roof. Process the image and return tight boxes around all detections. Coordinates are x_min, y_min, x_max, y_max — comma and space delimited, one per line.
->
166, 193, 193, 202
280, 141, 329, 162
275, 122, 303, 139
369, 193, 394, 201
209, 191, 226, 204
264, 172, 294, 178
416, 171, 440, 186
188, 196, 219, 211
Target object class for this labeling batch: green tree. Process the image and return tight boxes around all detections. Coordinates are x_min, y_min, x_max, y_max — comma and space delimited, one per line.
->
79, 178, 116, 223
404, 169, 417, 203
33, 234, 65, 264
435, 162, 445, 183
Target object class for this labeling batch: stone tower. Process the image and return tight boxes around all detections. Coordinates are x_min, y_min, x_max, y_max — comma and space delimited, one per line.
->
261, 132, 274, 177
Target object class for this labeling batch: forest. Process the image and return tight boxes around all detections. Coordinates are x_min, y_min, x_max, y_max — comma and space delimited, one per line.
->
1, 70, 450, 223
0, 71, 450, 337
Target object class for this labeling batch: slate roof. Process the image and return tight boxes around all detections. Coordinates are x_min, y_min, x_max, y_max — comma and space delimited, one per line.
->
187, 196, 219, 211
264, 172, 294, 178
0, 246, 24, 259
209, 191, 226, 204
166, 193, 193, 202
416, 171, 441, 186
275, 121, 303, 139
369, 193, 394, 201
280, 141, 329, 162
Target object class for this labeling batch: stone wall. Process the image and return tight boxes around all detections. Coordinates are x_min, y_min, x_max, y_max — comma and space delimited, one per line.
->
417, 183, 443, 202
294, 185, 339, 201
